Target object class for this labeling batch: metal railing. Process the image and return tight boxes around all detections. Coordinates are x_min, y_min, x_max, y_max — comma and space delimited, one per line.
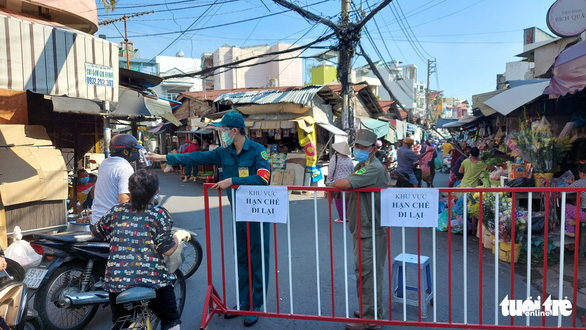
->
199, 184, 586, 329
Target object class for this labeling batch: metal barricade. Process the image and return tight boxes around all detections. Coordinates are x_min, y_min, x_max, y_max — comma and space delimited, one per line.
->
200, 184, 586, 329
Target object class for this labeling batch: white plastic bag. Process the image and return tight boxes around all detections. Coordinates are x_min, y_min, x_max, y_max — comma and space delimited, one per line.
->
164, 230, 191, 274
5, 226, 42, 269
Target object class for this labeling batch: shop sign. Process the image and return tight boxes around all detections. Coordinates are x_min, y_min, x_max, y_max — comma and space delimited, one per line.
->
85, 63, 115, 88
235, 186, 289, 223
547, 0, 586, 37
380, 188, 438, 227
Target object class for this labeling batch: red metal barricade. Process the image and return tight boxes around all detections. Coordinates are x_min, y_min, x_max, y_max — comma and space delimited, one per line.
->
200, 184, 586, 329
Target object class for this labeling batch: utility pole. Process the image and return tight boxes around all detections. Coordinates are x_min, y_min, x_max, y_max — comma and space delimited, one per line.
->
340, 0, 352, 132
99, 11, 154, 69
272, 0, 406, 137
425, 58, 436, 126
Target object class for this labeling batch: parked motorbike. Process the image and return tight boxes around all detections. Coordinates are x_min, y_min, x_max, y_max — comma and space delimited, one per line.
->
389, 165, 422, 187
26, 228, 199, 330
0, 258, 42, 330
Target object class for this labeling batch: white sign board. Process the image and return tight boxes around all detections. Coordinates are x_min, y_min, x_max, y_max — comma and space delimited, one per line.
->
381, 188, 439, 227
235, 186, 289, 223
547, 0, 586, 37
85, 63, 115, 88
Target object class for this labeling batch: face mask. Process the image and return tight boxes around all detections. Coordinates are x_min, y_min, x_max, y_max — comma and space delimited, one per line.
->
127, 149, 140, 162
353, 148, 371, 163
222, 131, 234, 146
79, 177, 89, 184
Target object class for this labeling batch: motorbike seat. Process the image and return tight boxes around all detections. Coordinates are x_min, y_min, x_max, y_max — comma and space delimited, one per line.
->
116, 287, 156, 304
35, 231, 100, 243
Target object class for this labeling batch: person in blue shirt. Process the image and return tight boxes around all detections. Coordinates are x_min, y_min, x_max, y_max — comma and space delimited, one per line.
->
147, 112, 270, 327
396, 137, 432, 187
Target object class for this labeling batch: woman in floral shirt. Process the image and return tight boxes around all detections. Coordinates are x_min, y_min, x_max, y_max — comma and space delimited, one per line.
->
565, 164, 586, 237
326, 142, 354, 223
92, 169, 181, 330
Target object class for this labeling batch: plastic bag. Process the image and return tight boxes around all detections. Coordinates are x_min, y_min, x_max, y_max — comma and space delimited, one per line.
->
434, 157, 442, 170
163, 163, 173, 173
436, 209, 449, 232
489, 168, 504, 181
5, 227, 42, 269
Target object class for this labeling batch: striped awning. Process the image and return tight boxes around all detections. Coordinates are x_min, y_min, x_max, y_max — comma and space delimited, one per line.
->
0, 8, 119, 102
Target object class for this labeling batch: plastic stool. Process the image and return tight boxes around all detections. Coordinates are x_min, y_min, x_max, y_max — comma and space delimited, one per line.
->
391, 253, 433, 318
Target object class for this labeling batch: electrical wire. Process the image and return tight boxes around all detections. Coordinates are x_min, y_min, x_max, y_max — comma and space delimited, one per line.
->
163, 33, 334, 79
350, 1, 413, 98
148, 0, 220, 61
393, 0, 434, 59
387, 2, 427, 63
104, 0, 331, 39
98, 0, 240, 17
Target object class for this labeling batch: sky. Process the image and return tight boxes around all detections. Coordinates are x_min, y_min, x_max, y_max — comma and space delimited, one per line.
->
95, 0, 557, 103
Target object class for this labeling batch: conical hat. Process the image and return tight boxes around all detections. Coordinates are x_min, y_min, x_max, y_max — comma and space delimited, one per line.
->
332, 142, 351, 156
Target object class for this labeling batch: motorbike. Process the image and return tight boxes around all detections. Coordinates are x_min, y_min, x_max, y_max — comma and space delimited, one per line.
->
0, 258, 42, 330
26, 228, 199, 330
389, 165, 422, 187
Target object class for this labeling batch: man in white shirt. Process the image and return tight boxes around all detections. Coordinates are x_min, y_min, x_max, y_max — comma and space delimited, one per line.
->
91, 134, 141, 225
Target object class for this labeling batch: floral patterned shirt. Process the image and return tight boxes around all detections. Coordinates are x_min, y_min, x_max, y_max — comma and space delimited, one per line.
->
326, 153, 354, 184
92, 203, 176, 293
570, 177, 586, 209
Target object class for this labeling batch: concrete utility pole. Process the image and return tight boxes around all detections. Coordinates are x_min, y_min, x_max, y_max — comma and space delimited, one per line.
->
99, 11, 154, 69
272, 0, 405, 138
340, 0, 352, 132
425, 58, 437, 126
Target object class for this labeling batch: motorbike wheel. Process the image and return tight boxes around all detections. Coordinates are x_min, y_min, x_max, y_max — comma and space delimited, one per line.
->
179, 236, 203, 279
152, 270, 187, 329
34, 262, 99, 330
16, 316, 43, 330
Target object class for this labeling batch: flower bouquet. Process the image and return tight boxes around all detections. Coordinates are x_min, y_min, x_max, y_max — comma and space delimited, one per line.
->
468, 192, 527, 244
511, 114, 571, 173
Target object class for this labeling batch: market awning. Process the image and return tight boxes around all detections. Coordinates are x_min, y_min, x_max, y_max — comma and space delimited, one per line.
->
316, 122, 347, 136
51, 96, 101, 115
0, 8, 119, 102
358, 117, 389, 139
546, 40, 586, 98
471, 90, 504, 116
443, 115, 483, 128
483, 81, 549, 116
144, 97, 182, 126
434, 118, 458, 129
109, 88, 181, 126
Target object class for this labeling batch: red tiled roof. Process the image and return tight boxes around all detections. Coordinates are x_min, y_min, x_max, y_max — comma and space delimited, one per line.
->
379, 100, 408, 120
326, 84, 368, 94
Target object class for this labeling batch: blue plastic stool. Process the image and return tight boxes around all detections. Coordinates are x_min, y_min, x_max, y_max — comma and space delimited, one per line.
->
391, 253, 433, 318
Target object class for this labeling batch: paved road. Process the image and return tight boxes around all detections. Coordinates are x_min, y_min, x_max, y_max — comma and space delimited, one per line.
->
83, 170, 579, 329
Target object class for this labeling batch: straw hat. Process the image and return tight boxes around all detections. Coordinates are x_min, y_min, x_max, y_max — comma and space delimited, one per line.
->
332, 142, 351, 156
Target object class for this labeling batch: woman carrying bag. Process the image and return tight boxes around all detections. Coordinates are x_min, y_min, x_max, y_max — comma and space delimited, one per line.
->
326, 142, 354, 223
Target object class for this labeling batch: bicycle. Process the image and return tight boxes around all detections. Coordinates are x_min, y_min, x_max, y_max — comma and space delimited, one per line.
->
110, 270, 186, 330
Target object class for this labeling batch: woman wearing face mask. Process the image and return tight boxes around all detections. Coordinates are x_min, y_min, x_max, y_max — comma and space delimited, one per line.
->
325, 142, 354, 223
73, 169, 95, 211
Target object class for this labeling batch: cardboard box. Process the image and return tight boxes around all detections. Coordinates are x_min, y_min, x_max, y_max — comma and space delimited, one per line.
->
271, 170, 283, 185
0, 125, 67, 206
282, 170, 295, 186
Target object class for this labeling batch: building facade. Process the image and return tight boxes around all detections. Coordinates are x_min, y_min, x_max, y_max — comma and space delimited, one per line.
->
209, 43, 303, 90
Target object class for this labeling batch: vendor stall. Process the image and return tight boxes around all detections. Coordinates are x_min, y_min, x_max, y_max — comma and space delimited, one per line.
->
212, 86, 344, 186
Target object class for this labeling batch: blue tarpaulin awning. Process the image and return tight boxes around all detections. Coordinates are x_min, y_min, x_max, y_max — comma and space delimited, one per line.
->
358, 117, 392, 141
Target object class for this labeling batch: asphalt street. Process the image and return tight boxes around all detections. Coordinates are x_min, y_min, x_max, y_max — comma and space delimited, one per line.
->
84, 170, 579, 330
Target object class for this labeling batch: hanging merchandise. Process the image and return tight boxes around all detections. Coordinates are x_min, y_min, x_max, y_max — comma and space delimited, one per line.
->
268, 129, 275, 137
255, 129, 262, 138
283, 128, 290, 138
275, 129, 282, 140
